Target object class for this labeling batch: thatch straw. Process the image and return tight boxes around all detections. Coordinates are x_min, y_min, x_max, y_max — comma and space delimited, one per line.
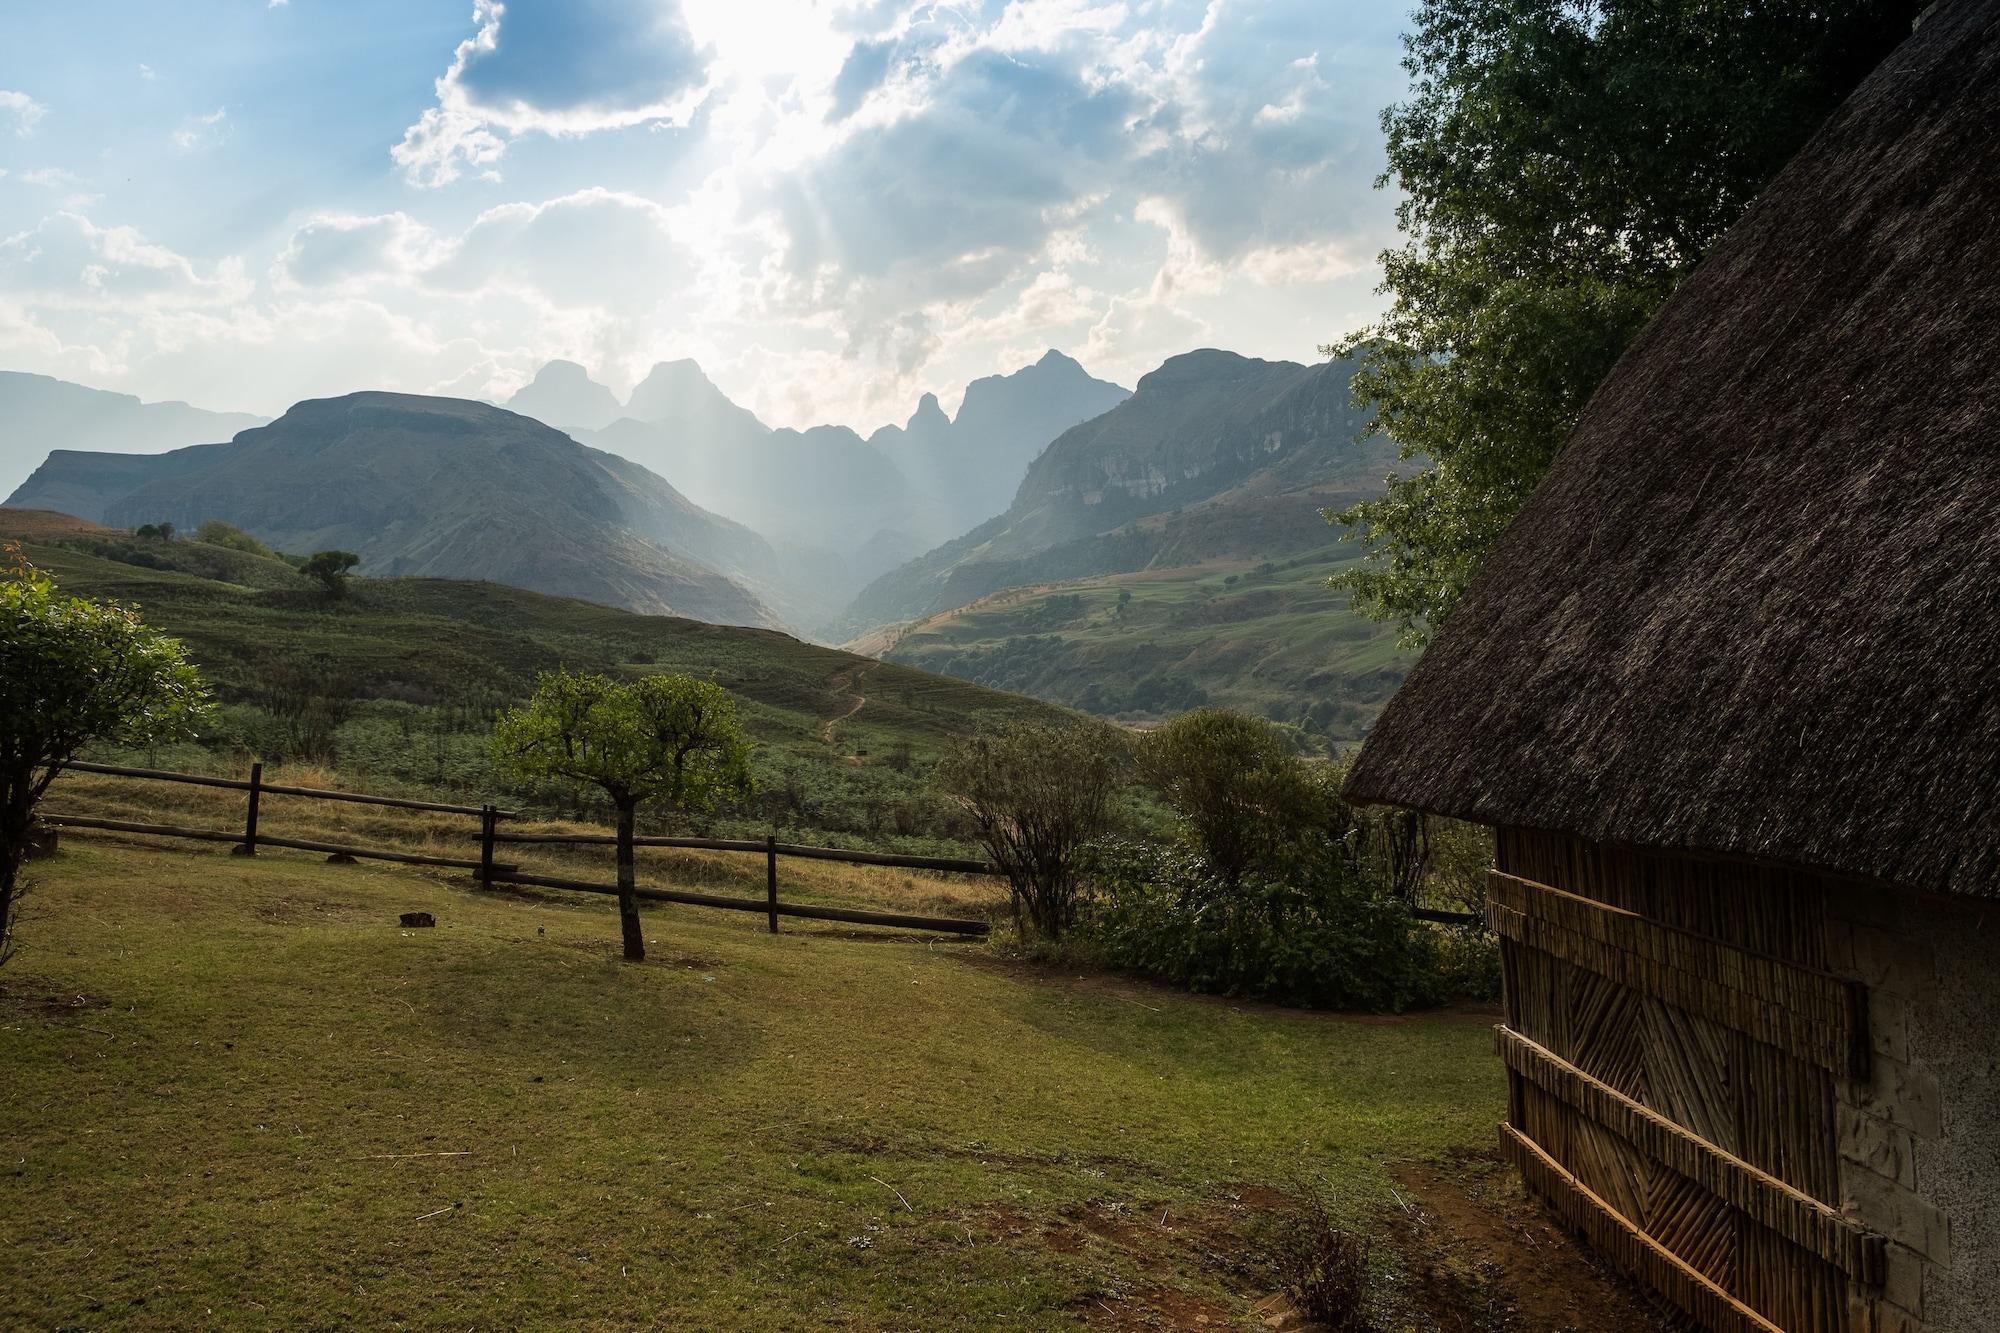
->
1345, 0, 2000, 899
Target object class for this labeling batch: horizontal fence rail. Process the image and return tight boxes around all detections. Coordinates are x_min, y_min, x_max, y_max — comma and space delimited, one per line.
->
66, 760, 516, 819
44, 758, 995, 937
487, 829, 996, 876
478, 867, 990, 936
41, 814, 506, 873
1413, 906, 1484, 926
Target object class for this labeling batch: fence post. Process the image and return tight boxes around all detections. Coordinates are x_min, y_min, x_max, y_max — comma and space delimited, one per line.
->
766, 832, 779, 934
478, 805, 497, 885
232, 761, 263, 856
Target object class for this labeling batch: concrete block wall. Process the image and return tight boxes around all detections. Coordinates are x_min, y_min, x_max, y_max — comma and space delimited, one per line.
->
1823, 884, 1999, 1332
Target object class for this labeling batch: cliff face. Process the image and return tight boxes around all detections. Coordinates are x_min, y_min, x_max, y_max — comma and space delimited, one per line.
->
8, 391, 783, 628
842, 350, 1396, 632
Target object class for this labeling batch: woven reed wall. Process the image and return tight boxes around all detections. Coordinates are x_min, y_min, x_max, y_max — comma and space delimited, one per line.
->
1493, 828, 1879, 1332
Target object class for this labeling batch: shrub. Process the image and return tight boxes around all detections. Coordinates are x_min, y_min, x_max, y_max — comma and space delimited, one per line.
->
935, 722, 1125, 940
1272, 1191, 1374, 1330
1079, 840, 1450, 1011
302, 550, 360, 596
1136, 709, 1329, 887
192, 520, 275, 557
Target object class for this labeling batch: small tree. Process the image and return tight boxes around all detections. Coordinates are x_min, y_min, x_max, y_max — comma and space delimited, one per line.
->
301, 550, 360, 597
0, 549, 208, 962
935, 723, 1124, 940
492, 671, 754, 961
255, 651, 357, 762
1137, 709, 1330, 887
193, 520, 275, 558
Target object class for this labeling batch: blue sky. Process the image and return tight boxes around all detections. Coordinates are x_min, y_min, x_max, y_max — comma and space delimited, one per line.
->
0, 0, 1414, 429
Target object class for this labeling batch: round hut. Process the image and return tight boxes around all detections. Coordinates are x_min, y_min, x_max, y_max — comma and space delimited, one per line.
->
1343, 3, 2000, 1330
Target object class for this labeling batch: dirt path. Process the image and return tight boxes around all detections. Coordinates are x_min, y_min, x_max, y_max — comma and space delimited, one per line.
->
821, 662, 875, 747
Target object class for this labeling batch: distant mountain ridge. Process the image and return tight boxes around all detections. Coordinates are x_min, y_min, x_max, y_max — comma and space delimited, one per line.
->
545, 351, 1130, 620
0, 371, 268, 500
7, 392, 784, 628
842, 350, 1397, 635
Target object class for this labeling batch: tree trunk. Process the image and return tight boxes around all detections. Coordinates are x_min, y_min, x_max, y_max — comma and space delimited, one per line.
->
0, 818, 25, 967
614, 798, 644, 962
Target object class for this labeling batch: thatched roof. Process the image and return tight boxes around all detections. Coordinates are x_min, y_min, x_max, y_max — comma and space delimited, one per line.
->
1344, 0, 2000, 898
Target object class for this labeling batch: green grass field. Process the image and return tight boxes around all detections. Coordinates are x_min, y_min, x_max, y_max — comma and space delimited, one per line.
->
877, 548, 1408, 748
0, 838, 1515, 1329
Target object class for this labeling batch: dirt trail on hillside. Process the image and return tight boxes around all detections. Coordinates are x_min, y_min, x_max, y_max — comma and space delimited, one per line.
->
822, 663, 875, 746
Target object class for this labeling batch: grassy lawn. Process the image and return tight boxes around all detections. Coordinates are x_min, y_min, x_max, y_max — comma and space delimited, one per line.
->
1, 837, 1506, 1329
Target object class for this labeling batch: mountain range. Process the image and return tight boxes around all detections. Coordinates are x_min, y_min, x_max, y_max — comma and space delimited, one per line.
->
1, 347, 1407, 734
844, 349, 1397, 634
542, 352, 1130, 597
0, 372, 268, 500
9, 392, 785, 627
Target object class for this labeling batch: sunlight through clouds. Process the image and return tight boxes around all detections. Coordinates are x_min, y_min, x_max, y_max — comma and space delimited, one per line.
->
0, 0, 1410, 430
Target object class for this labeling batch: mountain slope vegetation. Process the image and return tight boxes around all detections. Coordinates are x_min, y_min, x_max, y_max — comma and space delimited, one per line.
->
2, 508, 1073, 847
837, 350, 1408, 737
845, 350, 1396, 633
6, 392, 785, 628
869, 545, 1408, 746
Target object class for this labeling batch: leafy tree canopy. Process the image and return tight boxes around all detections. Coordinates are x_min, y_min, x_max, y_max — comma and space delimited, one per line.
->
193, 520, 275, 558
0, 549, 209, 960
1331, 0, 1921, 644
492, 669, 755, 813
1136, 708, 1331, 888
492, 669, 754, 962
301, 550, 360, 596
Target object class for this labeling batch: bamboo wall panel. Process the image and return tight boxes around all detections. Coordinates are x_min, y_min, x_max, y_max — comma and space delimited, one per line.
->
1492, 831, 1872, 1333
1496, 827, 1832, 967
1489, 871, 1866, 1079
1498, 1027, 1882, 1280
1501, 1125, 1788, 1333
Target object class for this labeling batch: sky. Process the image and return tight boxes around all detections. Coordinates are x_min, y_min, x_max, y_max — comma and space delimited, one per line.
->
0, 0, 1414, 432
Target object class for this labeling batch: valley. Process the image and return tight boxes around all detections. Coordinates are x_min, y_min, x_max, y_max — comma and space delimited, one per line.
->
3, 344, 1406, 740
0, 508, 1073, 855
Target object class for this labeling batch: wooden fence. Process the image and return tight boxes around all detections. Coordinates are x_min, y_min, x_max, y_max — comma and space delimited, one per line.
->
44, 760, 997, 937
43, 761, 1481, 936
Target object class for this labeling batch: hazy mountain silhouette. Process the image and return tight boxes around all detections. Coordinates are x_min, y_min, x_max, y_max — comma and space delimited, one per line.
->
871, 350, 1130, 534
534, 352, 1126, 624
0, 371, 268, 500
504, 360, 622, 432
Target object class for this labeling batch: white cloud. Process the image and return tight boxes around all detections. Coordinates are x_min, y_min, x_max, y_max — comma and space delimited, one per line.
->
0, 89, 47, 137
0, 212, 250, 307
0, 1, 1407, 434
274, 212, 441, 290
173, 107, 230, 151
393, 0, 714, 186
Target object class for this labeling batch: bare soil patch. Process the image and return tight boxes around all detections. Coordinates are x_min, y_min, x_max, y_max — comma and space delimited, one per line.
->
1379, 1154, 1672, 1333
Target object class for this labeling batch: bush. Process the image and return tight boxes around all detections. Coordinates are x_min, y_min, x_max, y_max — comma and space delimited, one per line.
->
192, 520, 274, 557
1272, 1191, 1374, 1330
1079, 840, 1452, 1011
935, 722, 1125, 940
1136, 709, 1327, 887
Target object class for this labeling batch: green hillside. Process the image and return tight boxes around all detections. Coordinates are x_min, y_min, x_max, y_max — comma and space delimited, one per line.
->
873, 544, 1409, 747
4, 510, 1072, 851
